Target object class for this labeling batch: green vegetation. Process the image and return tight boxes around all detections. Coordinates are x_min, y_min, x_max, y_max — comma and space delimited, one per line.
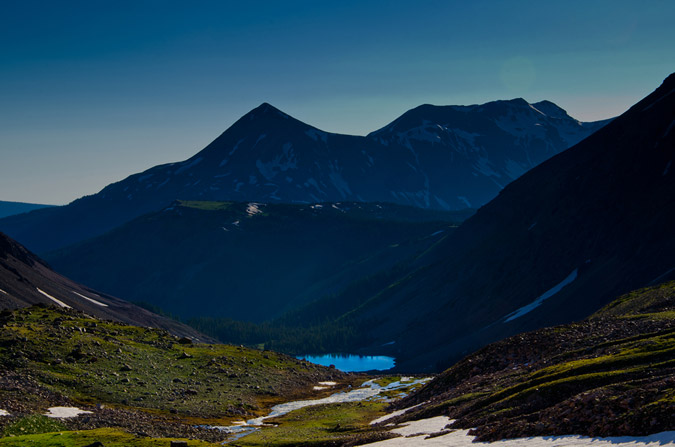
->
233, 401, 389, 447
592, 280, 675, 319
0, 305, 345, 443
2, 415, 66, 437
0, 428, 215, 446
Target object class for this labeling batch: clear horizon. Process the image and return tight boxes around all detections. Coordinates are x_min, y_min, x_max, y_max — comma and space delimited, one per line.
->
1, 0, 673, 205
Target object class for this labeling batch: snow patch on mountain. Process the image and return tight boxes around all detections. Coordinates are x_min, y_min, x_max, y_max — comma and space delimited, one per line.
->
246, 203, 264, 216
72, 290, 108, 307
37, 288, 71, 309
504, 269, 579, 322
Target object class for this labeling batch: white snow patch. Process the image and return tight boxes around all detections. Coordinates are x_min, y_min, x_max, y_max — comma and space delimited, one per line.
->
359, 426, 675, 447
175, 157, 203, 174
664, 161, 672, 176
318, 381, 337, 386
44, 407, 92, 418
246, 203, 263, 216
0, 289, 7, 295
0, 409, 9, 416
391, 416, 451, 437
430, 230, 445, 237
313, 386, 328, 390
528, 222, 537, 231
72, 291, 108, 307
138, 173, 153, 182
37, 288, 71, 309
504, 269, 578, 322
370, 407, 416, 425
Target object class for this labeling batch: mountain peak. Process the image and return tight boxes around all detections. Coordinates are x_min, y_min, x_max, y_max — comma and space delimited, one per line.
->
531, 100, 572, 120
245, 102, 292, 121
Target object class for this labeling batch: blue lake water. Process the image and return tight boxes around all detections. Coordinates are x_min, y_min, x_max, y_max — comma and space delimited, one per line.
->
297, 354, 395, 372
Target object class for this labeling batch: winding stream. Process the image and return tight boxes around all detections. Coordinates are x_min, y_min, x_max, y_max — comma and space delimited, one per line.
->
209, 377, 431, 442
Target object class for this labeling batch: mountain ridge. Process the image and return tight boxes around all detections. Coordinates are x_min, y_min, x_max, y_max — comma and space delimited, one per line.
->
0, 98, 607, 253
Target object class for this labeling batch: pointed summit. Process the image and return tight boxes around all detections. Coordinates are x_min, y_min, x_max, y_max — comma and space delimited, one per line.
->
242, 102, 293, 122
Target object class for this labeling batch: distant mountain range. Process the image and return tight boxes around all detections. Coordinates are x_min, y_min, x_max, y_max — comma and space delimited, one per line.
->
45, 201, 466, 321
0, 200, 54, 219
0, 99, 607, 253
274, 73, 675, 371
0, 231, 212, 342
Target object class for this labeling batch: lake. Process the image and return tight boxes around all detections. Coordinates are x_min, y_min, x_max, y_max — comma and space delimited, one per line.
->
297, 354, 395, 372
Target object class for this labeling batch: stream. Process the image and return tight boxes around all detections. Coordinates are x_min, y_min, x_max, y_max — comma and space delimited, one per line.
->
209, 377, 432, 442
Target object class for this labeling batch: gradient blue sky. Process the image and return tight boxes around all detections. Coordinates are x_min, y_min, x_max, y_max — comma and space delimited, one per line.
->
1, 0, 673, 204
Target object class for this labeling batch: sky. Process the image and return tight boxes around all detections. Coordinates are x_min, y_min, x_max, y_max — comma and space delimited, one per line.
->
1, 0, 673, 205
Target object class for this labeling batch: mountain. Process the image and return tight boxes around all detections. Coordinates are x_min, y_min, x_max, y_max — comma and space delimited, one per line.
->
44, 201, 465, 322
0, 231, 211, 342
369, 99, 610, 209
0, 201, 54, 219
383, 280, 675, 440
0, 100, 606, 254
286, 74, 675, 372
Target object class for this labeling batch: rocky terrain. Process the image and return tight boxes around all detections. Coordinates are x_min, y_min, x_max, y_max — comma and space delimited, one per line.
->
0, 305, 347, 444
382, 280, 675, 441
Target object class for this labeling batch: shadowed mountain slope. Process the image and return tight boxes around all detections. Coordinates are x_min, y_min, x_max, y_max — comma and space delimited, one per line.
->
0, 231, 212, 342
45, 201, 464, 322
299, 74, 675, 372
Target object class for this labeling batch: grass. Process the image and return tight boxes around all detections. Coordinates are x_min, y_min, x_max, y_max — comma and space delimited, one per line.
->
232, 401, 388, 447
2, 415, 66, 437
0, 428, 216, 446
0, 306, 341, 420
